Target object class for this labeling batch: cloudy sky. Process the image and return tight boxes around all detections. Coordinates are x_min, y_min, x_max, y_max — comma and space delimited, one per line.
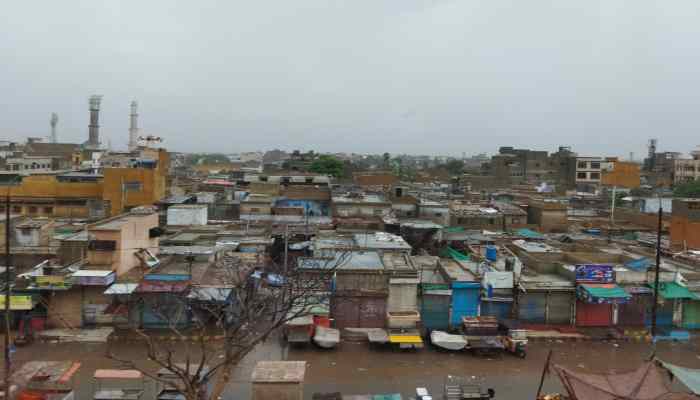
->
2, 1, 698, 157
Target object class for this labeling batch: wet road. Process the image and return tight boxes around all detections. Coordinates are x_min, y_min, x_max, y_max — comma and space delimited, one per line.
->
4, 337, 700, 399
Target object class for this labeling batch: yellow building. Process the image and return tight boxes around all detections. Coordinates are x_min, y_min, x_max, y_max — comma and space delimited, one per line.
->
0, 148, 170, 219
601, 159, 640, 189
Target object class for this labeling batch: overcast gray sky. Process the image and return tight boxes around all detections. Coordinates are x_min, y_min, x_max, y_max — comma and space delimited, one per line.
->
1, 1, 698, 157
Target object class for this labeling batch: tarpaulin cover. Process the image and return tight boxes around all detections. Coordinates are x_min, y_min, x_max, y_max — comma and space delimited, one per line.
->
578, 284, 631, 304
648, 283, 700, 300
446, 246, 470, 261
552, 362, 696, 400
658, 360, 700, 395
625, 257, 651, 271
516, 228, 544, 239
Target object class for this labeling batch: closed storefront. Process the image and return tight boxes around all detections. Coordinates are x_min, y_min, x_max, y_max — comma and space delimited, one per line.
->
618, 294, 651, 326
481, 298, 512, 320
420, 290, 451, 332
331, 294, 387, 330
518, 292, 546, 323
547, 292, 573, 325
387, 278, 418, 312
450, 282, 480, 327
682, 300, 700, 329
576, 284, 630, 327
576, 301, 613, 327
648, 282, 700, 327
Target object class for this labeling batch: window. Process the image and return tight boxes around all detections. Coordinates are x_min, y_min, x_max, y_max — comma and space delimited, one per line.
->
373, 209, 383, 216
590, 161, 601, 169
123, 181, 143, 192
578, 161, 587, 169
577, 172, 587, 179
28, 206, 37, 214
305, 177, 314, 183
43, 207, 53, 214
590, 172, 600, 180
250, 207, 260, 212
88, 240, 117, 251
12, 206, 21, 213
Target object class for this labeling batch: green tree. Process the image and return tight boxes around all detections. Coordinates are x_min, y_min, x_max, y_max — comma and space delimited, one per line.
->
382, 152, 391, 169
674, 181, 700, 198
309, 155, 344, 178
444, 159, 465, 176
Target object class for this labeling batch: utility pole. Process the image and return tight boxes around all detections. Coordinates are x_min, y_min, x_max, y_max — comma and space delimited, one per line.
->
4, 186, 11, 399
283, 224, 289, 274
650, 206, 663, 339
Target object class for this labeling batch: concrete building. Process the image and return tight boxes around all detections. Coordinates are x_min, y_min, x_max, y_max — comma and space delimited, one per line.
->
527, 199, 568, 233
673, 148, 700, 184
167, 204, 208, 226
601, 159, 641, 189
4, 156, 55, 175
86, 210, 160, 276
671, 199, 700, 250
573, 156, 603, 191
332, 193, 392, 218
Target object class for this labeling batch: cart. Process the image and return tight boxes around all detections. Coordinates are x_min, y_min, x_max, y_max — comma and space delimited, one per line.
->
444, 376, 495, 400
465, 336, 504, 357
498, 319, 528, 358
92, 369, 145, 400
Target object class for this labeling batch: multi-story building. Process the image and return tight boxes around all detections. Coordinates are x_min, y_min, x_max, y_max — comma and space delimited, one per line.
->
0, 148, 169, 220
601, 158, 641, 189
673, 147, 700, 184
671, 199, 700, 250
573, 156, 603, 191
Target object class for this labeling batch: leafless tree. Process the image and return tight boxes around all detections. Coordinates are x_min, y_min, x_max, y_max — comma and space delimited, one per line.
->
107, 248, 350, 400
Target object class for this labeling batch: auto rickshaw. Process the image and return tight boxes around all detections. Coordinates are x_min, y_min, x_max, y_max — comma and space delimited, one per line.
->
498, 319, 527, 358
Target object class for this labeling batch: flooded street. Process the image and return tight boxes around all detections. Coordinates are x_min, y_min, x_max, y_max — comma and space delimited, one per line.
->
4, 337, 700, 399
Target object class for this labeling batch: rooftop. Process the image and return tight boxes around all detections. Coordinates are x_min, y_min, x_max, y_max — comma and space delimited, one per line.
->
353, 232, 411, 251
332, 193, 388, 204
298, 250, 384, 271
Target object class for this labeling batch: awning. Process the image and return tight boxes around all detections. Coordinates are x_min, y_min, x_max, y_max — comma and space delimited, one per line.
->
389, 335, 423, 344
104, 284, 138, 295
648, 283, 700, 300
0, 295, 35, 310
657, 360, 700, 395
577, 284, 631, 304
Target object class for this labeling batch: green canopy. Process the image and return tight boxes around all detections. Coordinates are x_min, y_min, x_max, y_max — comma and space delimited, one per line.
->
445, 246, 470, 262
658, 360, 700, 395
648, 282, 700, 300
579, 284, 631, 301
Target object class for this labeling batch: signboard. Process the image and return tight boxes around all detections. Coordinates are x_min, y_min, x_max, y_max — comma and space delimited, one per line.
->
0, 295, 34, 310
575, 264, 614, 283
36, 275, 70, 289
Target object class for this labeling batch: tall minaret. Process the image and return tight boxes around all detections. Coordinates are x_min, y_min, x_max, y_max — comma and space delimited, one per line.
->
87, 95, 103, 148
128, 100, 139, 151
50, 113, 58, 143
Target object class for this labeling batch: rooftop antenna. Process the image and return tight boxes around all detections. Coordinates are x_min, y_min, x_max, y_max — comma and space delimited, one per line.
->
50, 113, 58, 143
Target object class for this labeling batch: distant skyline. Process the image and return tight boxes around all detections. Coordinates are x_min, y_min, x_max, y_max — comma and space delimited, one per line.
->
2, 1, 699, 157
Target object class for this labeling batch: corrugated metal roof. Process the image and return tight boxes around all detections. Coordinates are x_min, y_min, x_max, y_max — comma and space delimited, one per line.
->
135, 281, 189, 293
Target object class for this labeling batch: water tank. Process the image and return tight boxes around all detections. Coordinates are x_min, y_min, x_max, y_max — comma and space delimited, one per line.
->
485, 246, 497, 262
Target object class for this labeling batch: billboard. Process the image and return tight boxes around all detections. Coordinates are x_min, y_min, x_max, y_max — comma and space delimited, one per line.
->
575, 264, 614, 283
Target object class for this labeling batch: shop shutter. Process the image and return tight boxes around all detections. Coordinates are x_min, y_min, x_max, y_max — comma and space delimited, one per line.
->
682, 300, 700, 329
649, 301, 674, 327
451, 283, 480, 327
618, 294, 650, 326
547, 292, 573, 325
518, 292, 546, 323
421, 291, 451, 331
576, 300, 612, 327
331, 296, 360, 330
481, 299, 512, 320
359, 296, 387, 328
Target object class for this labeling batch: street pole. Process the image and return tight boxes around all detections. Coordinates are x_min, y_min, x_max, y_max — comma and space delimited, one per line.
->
283, 224, 288, 274
4, 187, 11, 399
651, 206, 662, 339
535, 349, 553, 400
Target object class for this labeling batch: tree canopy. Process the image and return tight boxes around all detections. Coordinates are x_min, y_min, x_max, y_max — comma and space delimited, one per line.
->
309, 155, 344, 177
443, 159, 465, 176
674, 181, 700, 198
